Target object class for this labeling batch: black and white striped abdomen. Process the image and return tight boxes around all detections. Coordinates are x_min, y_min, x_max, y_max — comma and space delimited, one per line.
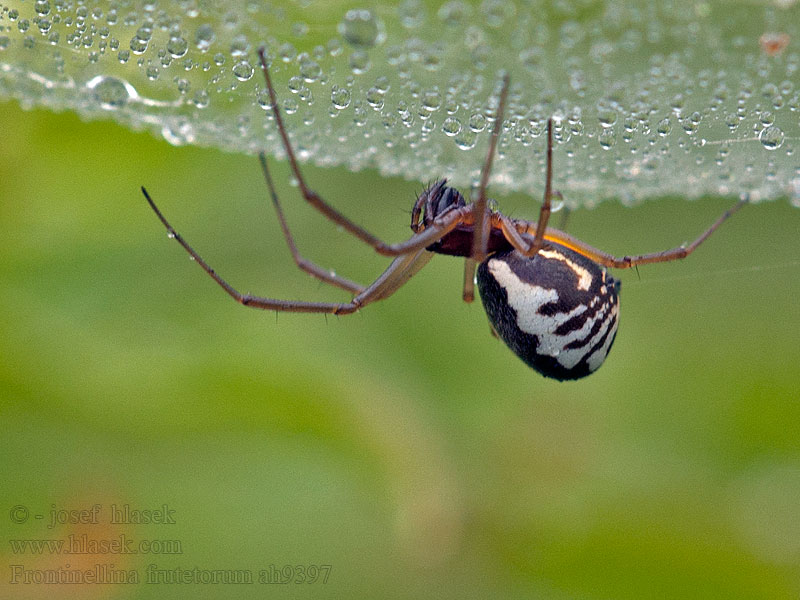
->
476, 243, 620, 380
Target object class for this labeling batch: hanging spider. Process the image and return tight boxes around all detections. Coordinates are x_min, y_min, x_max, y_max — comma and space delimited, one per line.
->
142, 47, 746, 380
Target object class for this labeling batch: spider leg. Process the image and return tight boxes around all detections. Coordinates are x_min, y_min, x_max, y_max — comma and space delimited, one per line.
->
598, 198, 748, 268
515, 198, 747, 268
142, 187, 438, 314
462, 258, 477, 302
461, 73, 510, 303
258, 47, 439, 258
523, 118, 554, 257
258, 152, 365, 294
470, 72, 510, 264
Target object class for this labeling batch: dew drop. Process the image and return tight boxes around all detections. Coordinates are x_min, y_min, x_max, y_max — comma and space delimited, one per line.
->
193, 90, 210, 108
438, 1, 471, 26
230, 36, 250, 58
482, 0, 515, 28
656, 117, 672, 136
338, 9, 385, 48
86, 75, 134, 109
421, 90, 442, 112
232, 60, 254, 81
349, 50, 370, 74
129, 36, 148, 55
34, 0, 51, 16
398, 0, 426, 28
194, 24, 215, 51
442, 116, 462, 136
166, 36, 188, 58
366, 87, 384, 110
598, 129, 616, 149
598, 109, 617, 128
162, 120, 196, 146
759, 126, 784, 150
299, 58, 322, 82
331, 85, 351, 110
468, 112, 487, 133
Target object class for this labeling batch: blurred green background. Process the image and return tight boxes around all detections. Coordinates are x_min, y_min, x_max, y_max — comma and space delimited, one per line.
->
1, 97, 799, 600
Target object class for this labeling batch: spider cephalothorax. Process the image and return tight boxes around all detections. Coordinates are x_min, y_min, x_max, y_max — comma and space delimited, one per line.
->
412, 181, 513, 258
142, 46, 745, 380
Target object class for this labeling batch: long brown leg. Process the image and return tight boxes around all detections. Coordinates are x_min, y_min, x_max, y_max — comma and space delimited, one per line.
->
258, 47, 445, 258
524, 118, 554, 257
470, 73, 511, 264
462, 73, 510, 303
258, 152, 365, 294
462, 258, 477, 302
142, 188, 452, 314
511, 199, 747, 268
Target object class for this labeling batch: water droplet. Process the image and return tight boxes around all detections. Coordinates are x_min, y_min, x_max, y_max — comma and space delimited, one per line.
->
292, 21, 309, 38
468, 112, 487, 133
194, 24, 215, 51
366, 87, 384, 110
129, 36, 148, 55
438, 1, 471, 26
598, 109, 617, 128
453, 129, 478, 150
759, 126, 784, 150
656, 117, 672, 136
162, 120, 196, 146
442, 116, 462, 137
282, 98, 299, 115
34, 0, 51, 16
398, 0, 426, 28
598, 129, 616, 149
166, 36, 188, 58
299, 58, 322, 82
331, 85, 351, 110
193, 90, 209, 108
86, 75, 135, 109
349, 50, 370, 74
230, 36, 250, 58
482, 0, 515, 27
421, 90, 442, 112
232, 60, 254, 81
338, 9, 385, 48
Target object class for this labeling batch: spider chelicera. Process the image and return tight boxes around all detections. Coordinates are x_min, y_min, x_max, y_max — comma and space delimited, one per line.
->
142, 47, 746, 380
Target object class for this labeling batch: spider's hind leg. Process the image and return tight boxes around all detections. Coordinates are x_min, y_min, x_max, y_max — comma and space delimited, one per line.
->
258, 152, 365, 294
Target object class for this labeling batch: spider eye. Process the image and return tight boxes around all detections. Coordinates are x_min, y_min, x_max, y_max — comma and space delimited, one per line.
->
476, 244, 620, 381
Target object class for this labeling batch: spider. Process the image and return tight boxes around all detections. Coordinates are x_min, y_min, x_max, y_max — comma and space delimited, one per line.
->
142, 47, 746, 380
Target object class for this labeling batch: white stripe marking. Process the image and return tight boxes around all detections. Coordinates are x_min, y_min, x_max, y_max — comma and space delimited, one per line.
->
488, 259, 618, 371
539, 249, 593, 291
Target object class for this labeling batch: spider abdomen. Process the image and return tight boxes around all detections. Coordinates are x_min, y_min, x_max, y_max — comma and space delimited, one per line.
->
476, 243, 620, 380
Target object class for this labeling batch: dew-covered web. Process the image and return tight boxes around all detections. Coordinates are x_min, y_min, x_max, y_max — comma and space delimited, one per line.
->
1, 0, 799, 206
